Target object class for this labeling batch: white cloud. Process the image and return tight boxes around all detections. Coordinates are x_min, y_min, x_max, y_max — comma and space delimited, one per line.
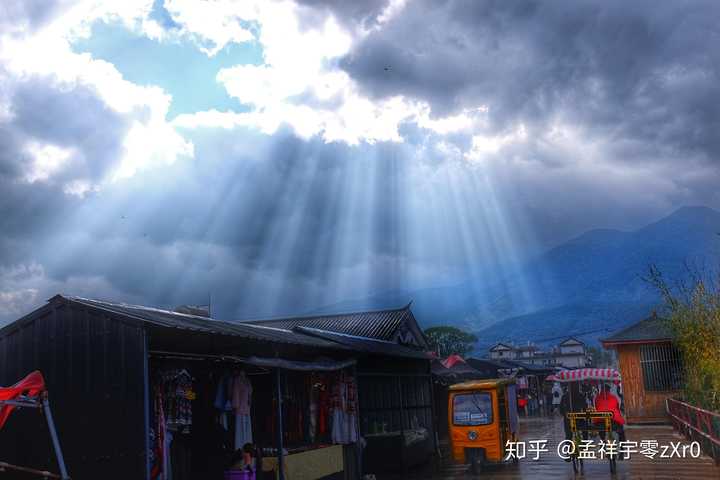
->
0, 288, 40, 317
164, 0, 256, 56
166, 0, 485, 145
23, 141, 74, 183
465, 124, 528, 161
114, 120, 194, 180
0, 1, 195, 190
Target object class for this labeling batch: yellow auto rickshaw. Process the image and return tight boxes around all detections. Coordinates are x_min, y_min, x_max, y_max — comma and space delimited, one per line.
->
448, 378, 519, 473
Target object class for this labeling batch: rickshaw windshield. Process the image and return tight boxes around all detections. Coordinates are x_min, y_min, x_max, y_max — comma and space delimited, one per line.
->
453, 392, 493, 426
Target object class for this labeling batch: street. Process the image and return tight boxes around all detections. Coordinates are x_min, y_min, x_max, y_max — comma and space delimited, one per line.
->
383, 416, 720, 479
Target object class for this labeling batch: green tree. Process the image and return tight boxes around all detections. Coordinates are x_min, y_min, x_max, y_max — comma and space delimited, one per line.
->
586, 345, 616, 368
424, 326, 478, 357
647, 264, 720, 411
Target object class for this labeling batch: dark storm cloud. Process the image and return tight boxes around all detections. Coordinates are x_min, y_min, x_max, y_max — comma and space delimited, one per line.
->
12, 127, 433, 320
3, 0, 720, 324
340, 0, 720, 162
10, 78, 130, 181
0, 75, 130, 242
295, 0, 391, 31
1, 0, 75, 35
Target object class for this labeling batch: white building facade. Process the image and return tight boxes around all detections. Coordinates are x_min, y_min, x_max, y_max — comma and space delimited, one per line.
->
487, 337, 591, 368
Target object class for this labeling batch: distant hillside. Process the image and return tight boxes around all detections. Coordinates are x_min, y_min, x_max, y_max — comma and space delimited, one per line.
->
474, 302, 658, 350
314, 206, 720, 350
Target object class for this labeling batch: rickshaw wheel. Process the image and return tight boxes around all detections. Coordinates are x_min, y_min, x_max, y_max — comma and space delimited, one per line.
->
608, 429, 619, 474
467, 449, 485, 475
571, 456, 583, 475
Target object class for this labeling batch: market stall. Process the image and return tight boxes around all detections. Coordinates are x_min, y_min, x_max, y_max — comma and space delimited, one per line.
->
148, 352, 360, 480
0, 295, 433, 480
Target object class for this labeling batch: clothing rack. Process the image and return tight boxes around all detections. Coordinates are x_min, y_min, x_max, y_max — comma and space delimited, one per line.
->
149, 350, 270, 375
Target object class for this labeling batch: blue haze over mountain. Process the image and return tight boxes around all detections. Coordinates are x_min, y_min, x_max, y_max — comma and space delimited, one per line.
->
316, 206, 720, 350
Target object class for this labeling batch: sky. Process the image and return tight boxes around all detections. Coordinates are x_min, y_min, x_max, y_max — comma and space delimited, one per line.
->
1, 0, 719, 324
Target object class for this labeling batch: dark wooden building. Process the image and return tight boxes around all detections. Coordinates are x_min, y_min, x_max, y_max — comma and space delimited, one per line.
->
602, 313, 683, 424
0, 295, 435, 480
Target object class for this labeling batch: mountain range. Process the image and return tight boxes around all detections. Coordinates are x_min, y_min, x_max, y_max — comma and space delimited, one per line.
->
313, 206, 720, 351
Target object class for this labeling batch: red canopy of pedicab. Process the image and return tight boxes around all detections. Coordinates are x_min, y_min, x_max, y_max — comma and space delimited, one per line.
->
546, 368, 621, 383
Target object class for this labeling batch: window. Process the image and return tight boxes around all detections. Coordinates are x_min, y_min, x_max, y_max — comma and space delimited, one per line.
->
453, 392, 493, 426
640, 343, 684, 392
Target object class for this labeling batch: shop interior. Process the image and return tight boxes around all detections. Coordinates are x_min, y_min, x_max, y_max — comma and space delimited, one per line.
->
148, 352, 359, 480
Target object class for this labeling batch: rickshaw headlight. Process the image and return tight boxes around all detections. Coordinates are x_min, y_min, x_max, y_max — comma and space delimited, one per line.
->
468, 430, 478, 441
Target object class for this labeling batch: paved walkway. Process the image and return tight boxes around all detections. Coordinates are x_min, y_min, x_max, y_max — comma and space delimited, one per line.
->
383, 416, 720, 479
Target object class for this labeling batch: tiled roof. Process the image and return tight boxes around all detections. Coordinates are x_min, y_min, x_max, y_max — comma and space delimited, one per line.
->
601, 313, 673, 345
242, 303, 416, 343
295, 327, 430, 359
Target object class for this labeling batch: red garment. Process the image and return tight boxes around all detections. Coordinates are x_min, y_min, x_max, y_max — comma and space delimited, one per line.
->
0, 371, 45, 429
517, 397, 528, 408
318, 384, 329, 435
150, 392, 165, 480
594, 391, 625, 425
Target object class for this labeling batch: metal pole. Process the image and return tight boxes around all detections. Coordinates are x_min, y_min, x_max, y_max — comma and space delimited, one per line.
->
352, 364, 362, 479
42, 394, 69, 480
397, 376, 406, 476
275, 368, 285, 480
142, 329, 151, 480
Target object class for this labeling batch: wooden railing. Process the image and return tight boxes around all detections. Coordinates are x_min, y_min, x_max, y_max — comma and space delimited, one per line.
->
666, 397, 720, 464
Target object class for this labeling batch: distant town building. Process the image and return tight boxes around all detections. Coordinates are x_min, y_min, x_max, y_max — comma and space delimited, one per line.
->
487, 337, 591, 368
488, 342, 517, 360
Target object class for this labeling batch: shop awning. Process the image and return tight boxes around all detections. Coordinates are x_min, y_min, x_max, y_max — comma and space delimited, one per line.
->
244, 356, 356, 371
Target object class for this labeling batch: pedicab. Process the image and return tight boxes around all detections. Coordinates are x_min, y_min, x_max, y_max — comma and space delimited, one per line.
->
548, 368, 624, 475
447, 378, 519, 474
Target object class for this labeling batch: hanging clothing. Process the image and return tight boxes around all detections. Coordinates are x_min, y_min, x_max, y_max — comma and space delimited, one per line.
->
232, 373, 253, 416
330, 372, 358, 444
232, 372, 253, 448
318, 381, 330, 436
308, 376, 318, 443
150, 392, 166, 480
214, 374, 233, 411
235, 413, 253, 449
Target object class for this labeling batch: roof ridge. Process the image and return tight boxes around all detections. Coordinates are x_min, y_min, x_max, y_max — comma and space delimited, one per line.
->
63, 295, 233, 324
601, 312, 665, 341
239, 303, 412, 324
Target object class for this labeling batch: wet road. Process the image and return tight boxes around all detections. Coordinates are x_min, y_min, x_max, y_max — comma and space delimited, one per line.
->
382, 416, 720, 479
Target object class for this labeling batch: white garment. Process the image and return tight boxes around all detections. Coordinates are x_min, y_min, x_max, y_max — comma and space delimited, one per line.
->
332, 409, 344, 444
331, 409, 358, 444
551, 383, 562, 406
235, 413, 253, 449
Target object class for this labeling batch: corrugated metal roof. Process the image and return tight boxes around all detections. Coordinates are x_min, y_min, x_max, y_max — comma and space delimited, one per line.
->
61, 296, 348, 350
243, 304, 412, 342
601, 313, 673, 345
57, 296, 429, 359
